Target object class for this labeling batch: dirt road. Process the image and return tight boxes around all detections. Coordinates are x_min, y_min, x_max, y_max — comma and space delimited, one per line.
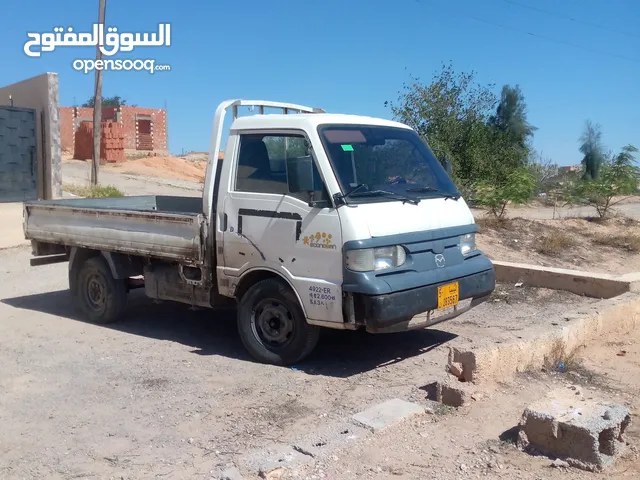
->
3, 165, 640, 478
3, 245, 632, 479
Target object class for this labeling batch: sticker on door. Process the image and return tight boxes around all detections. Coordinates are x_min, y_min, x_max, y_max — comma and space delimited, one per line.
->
302, 232, 337, 250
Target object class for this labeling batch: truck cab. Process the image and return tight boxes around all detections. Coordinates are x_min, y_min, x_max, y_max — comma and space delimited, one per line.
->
24, 99, 495, 366
207, 101, 495, 363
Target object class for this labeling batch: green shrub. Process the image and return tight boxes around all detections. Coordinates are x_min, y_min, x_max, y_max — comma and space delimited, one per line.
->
569, 145, 638, 218
474, 169, 535, 218
64, 184, 124, 198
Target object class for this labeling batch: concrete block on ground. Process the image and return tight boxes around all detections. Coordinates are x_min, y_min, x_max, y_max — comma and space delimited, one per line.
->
351, 398, 425, 432
238, 443, 315, 478
289, 421, 370, 459
220, 466, 244, 480
446, 293, 640, 385
448, 361, 464, 379
517, 386, 631, 471
492, 261, 630, 299
436, 378, 477, 407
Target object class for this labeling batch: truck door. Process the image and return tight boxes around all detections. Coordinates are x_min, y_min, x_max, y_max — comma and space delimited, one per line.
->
221, 131, 343, 324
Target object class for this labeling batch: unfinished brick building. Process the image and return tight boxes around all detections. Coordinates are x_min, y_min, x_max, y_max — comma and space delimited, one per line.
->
60, 105, 168, 159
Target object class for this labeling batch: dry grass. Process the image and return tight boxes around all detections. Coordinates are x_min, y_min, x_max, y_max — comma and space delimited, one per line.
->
64, 184, 124, 198
542, 339, 583, 373
592, 233, 640, 253
475, 216, 513, 231
534, 232, 575, 256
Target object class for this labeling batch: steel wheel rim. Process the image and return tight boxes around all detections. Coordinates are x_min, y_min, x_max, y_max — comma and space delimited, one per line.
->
85, 273, 107, 311
250, 298, 295, 349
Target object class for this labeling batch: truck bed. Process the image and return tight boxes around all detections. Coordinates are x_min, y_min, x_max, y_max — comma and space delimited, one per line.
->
24, 196, 206, 263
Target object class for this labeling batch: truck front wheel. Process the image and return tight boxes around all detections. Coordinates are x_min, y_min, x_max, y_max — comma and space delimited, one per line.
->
76, 257, 127, 324
237, 278, 319, 366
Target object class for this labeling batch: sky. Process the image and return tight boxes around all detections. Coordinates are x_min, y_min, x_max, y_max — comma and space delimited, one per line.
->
0, 0, 638, 166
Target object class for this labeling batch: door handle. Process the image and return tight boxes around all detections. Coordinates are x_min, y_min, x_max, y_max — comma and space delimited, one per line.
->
223, 213, 228, 232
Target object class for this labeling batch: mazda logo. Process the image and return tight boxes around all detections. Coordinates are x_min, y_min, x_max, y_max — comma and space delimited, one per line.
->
435, 254, 446, 268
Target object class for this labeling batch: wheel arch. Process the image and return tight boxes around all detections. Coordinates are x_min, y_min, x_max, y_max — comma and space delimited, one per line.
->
234, 267, 308, 318
69, 248, 143, 294
68, 247, 100, 295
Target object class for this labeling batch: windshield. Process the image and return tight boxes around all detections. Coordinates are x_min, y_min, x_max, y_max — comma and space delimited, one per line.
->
318, 124, 459, 203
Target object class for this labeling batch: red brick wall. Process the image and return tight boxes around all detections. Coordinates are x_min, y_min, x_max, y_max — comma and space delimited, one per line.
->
119, 107, 168, 152
73, 120, 124, 163
102, 107, 118, 121
60, 107, 75, 153
74, 121, 93, 160
60, 105, 169, 158
102, 121, 124, 163
75, 107, 94, 120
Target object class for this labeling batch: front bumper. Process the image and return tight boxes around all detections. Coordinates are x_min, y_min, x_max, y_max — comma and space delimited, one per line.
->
357, 267, 496, 332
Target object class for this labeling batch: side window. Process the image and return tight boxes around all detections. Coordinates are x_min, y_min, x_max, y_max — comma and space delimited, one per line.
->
236, 134, 288, 194
236, 134, 330, 203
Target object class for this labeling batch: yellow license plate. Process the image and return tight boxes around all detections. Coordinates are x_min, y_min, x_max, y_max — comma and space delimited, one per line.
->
437, 282, 459, 310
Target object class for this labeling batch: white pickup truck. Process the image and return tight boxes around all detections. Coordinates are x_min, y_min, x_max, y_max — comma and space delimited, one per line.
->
24, 99, 495, 365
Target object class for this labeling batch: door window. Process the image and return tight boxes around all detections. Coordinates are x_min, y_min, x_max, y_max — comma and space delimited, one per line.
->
236, 133, 330, 203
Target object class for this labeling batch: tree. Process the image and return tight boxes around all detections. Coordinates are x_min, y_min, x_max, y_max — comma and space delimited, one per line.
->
474, 168, 535, 218
489, 84, 537, 148
579, 120, 605, 180
527, 150, 559, 195
386, 63, 529, 189
82, 95, 128, 108
572, 144, 638, 218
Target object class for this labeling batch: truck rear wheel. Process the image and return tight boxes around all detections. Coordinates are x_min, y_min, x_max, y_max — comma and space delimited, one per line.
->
237, 278, 319, 366
76, 257, 127, 324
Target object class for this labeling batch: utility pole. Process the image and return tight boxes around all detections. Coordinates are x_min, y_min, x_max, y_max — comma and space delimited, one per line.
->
91, 0, 106, 185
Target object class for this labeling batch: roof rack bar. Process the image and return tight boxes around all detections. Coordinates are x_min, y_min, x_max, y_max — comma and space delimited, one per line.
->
225, 99, 324, 115
203, 99, 325, 217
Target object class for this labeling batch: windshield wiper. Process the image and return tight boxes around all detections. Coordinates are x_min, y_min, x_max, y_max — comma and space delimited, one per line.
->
406, 186, 460, 201
349, 189, 420, 205
333, 183, 369, 205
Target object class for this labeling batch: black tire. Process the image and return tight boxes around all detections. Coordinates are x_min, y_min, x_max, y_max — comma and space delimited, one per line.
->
76, 256, 127, 324
237, 278, 320, 366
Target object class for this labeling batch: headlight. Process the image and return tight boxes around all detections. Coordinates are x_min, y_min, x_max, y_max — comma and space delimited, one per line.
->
460, 233, 476, 256
346, 245, 406, 272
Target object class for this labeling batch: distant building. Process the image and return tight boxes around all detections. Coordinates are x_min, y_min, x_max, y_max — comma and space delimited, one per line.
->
558, 165, 581, 174
60, 105, 168, 157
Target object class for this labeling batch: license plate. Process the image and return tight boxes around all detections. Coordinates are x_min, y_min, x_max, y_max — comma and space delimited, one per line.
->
437, 282, 459, 310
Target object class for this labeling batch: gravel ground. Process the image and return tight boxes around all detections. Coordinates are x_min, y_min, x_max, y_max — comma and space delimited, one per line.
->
0, 246, 611, 479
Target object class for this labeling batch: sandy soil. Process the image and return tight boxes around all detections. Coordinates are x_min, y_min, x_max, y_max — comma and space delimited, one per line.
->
307, 344, 640, 480
477, 215, 640, 275
106, 156, 207, 183
62, 154, 207, 183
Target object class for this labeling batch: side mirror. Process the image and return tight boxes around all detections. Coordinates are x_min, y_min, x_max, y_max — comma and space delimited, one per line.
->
287, 156, 331, 209
287, 156, 316, 193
